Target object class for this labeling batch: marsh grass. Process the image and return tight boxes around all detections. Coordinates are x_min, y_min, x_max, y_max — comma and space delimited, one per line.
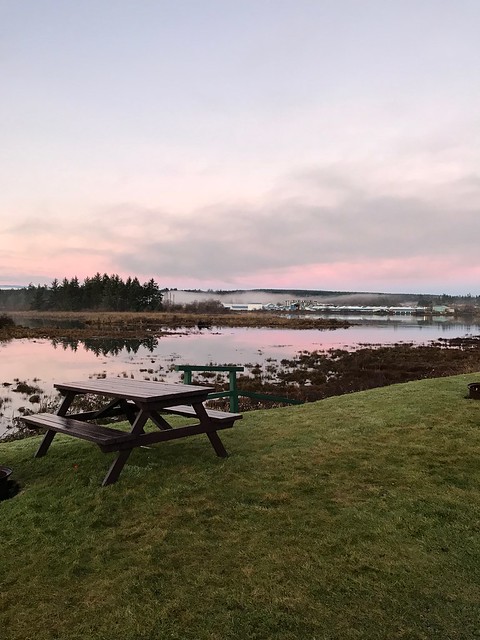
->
4, 310, 349, 338
1, 373, 480, 639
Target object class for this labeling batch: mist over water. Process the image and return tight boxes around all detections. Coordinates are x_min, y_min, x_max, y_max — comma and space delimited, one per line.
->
167, 290, 423, 306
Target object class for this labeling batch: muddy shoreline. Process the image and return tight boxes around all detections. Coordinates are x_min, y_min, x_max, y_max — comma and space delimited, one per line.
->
1, 311, 351, 340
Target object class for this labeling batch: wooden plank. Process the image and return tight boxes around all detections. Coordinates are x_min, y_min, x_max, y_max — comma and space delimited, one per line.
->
54, 379, 214, 403
164, 405, 242, 422
101, 421, 234, 452
22, 413, 134, 445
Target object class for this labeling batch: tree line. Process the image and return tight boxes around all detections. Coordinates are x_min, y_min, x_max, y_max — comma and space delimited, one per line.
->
0, 274, 164, 311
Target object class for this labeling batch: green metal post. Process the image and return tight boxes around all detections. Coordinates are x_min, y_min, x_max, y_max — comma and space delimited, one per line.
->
175, 364, 300, 409
229, 370, 239, 413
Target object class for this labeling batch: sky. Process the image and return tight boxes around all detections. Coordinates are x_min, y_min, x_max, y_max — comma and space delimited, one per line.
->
1, 0, 480, 295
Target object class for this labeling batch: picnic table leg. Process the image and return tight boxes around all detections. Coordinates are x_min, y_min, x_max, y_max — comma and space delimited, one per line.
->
206, 431, 228, 458
102, 410, 149, 486
192, 402, 229, 458
35, 430, 56, 458
35, 391, 76, 458
102, 449, 133, 486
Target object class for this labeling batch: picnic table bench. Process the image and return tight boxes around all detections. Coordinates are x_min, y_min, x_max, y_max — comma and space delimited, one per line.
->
22, 379, 242, 486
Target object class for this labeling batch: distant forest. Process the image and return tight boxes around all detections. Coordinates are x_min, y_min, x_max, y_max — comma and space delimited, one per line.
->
1, 276, 479, 313
0, 274, 163, 311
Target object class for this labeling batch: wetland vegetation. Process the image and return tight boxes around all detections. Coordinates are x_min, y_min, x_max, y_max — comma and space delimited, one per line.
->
1, 301, 480, 442
227, 335, 480, 407
0, 309, 350, 340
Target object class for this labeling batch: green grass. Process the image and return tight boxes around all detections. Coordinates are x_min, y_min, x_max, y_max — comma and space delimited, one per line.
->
1, 373, 480, 640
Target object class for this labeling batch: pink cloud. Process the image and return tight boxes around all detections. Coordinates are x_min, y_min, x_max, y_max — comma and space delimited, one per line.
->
3, 247, 479, 296
229, 257, 480, 293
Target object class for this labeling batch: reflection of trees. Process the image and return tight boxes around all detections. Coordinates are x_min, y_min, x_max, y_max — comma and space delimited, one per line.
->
50, 336, 159, 356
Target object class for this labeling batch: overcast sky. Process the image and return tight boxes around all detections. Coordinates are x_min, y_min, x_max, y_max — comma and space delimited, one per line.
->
1, 1, 479, 294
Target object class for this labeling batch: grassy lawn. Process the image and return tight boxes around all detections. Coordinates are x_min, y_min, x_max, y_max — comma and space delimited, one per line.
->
1, 373, 480, 640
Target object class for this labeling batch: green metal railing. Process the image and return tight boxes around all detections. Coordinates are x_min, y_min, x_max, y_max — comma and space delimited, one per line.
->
175, 364, 303, 412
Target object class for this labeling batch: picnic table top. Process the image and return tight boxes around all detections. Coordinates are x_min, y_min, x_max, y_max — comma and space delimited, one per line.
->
54, 379, 215, 403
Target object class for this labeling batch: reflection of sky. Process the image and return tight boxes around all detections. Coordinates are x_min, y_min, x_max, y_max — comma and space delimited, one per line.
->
1, 321, 480, 435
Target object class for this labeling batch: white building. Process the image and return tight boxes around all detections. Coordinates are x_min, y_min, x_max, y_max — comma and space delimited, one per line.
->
221, 303, 265, 311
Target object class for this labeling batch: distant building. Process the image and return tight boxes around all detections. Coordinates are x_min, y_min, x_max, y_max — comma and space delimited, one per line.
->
431, 305, 455, 315
222, 303, 265, 311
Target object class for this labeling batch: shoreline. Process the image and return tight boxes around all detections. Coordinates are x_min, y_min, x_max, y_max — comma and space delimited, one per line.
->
1, 310, 351, 340
1, 328, 480, 441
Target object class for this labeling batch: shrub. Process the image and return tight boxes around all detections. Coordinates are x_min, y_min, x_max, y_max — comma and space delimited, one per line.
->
0, 314, 15, 329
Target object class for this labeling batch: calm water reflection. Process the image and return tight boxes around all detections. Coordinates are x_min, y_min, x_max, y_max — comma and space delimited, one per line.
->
1, 319, 480, 436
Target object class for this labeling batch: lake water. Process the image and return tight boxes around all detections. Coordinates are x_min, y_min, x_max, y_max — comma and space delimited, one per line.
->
1, 316, 480, 437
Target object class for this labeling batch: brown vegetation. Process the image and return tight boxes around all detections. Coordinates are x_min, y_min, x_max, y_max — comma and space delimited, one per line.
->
205, 336, 480, 410
1, 310, 351, 340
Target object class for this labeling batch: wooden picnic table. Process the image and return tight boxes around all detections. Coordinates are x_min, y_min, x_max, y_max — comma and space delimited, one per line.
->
22, 378, 242, 486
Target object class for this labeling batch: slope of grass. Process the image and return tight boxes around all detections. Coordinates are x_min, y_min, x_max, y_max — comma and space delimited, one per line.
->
1, 373, 480, 640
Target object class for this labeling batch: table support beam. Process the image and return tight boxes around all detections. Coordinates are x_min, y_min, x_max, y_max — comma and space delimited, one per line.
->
35, 429, 56, 458
206, 431, 228, 457
102, 449, 133, 486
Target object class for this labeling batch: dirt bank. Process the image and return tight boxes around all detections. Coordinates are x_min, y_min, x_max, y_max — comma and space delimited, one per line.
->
1, 311, 351, 340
